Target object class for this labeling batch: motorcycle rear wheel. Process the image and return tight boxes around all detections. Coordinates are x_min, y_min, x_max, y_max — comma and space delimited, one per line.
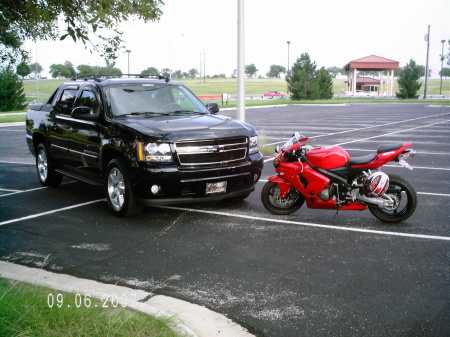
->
261, 182, 305, 215
369, 174, 417, 223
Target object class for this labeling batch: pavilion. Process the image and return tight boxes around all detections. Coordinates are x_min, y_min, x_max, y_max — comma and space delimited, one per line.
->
344, 55, 399, 96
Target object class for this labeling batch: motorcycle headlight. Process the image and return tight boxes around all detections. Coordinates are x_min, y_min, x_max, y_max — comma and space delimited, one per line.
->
138, 142, 173, 162
249, 136, 259, 154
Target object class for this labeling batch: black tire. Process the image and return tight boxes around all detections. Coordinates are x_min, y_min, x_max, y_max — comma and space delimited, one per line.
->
105, 158, 143, 217
36, 143, 63, 186
369, 174, 417, 223
261, 181, 305, 215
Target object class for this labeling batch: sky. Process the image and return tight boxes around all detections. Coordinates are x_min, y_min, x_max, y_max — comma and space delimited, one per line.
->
25, 0, 450, 79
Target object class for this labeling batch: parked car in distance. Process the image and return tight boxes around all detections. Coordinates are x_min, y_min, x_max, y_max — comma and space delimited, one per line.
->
263, 91, 289, 98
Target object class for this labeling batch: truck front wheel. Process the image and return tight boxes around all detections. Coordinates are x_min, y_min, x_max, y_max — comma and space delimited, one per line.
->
36, 143, 63, 186
105, 158, 143, 217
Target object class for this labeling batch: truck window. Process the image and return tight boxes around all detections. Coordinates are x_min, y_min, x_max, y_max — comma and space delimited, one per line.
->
46, 87, 60, 105
57, 87, 79, 116
78, 89, 100, 114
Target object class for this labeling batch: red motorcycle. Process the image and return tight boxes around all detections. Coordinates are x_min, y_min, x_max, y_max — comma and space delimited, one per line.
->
261, 132, 417, 223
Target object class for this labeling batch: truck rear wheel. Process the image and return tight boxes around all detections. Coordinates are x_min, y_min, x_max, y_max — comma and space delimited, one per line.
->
105, 158, 143, 217
36, 143, 63, 186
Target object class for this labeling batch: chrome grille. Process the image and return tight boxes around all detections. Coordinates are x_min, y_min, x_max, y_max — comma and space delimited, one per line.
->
175, 137, 248, 165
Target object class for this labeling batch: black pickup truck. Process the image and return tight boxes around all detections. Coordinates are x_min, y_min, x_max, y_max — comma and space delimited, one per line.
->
26, 75, 263, 216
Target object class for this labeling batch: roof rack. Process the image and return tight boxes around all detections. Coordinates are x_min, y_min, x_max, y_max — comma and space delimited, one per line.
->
71, 74, 170, 82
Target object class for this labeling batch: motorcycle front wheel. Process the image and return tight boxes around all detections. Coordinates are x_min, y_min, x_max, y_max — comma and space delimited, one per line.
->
261, 182, 305, 215
369, 174, 417, 223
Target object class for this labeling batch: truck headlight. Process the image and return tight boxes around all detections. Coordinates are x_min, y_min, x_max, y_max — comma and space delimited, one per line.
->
138, 142, 173, 162
249, 136, 259, 154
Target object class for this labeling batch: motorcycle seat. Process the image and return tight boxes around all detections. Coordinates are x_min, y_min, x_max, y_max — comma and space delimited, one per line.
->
347, 153, 377, 166
377, 143, 403, 153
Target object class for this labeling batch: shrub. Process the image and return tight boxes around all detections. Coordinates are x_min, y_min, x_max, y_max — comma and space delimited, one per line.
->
0, 66, 27, 111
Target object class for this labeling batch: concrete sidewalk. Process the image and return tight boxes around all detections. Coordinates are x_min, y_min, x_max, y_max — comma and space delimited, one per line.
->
0, 261, 253, 337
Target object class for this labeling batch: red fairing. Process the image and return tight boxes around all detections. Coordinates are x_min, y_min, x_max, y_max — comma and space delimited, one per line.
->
351, 142, 413, 169
306, 146, 350, 169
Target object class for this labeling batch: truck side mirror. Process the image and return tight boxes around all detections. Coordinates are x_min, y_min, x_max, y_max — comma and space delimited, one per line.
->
206, 102, 219, 114
72, 106, 99, 121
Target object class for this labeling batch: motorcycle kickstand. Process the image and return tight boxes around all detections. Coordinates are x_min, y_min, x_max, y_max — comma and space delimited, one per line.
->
332, 207, 341, 224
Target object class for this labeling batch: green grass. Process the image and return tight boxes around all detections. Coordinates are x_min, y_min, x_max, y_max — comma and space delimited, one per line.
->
0, 278, 182, 337
22, 77, 449, 97
0, 114, 26, 123
2, 77, 446, 122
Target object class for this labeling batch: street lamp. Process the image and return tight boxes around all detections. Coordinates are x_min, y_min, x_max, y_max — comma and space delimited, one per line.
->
440, 39, 445, 95
287, 41, 291, 93
126, 50, 131, 77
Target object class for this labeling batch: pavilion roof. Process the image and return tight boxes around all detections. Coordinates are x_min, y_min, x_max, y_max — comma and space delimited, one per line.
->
345, 55, 399, 71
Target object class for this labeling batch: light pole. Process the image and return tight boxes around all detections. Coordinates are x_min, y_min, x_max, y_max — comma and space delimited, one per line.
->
440, 39, 445, 95
126, 50, 131, 77
424, 25, 430, 99
237, 0, 245, 122
287, 41, 290, 93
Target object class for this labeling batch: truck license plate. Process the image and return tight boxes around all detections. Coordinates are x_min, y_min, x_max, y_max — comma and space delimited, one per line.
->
206, 181, 227, 194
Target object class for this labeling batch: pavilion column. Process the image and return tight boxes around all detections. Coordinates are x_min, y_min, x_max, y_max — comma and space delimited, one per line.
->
378, 71, 382, 96
390, 69, 394, 96
352, 68, 357, 94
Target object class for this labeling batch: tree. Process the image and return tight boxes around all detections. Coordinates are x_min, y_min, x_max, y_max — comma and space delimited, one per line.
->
172, 70, 183, 79
0, 67, 27, 111
141, 67, 159, 76
326, 66, 343, 78
49, 61, 76, 78
245, 64, 258, 78
161, 68, 170, 78
439, 67, 450, 78
188, 68, 198, 79
396, 59, 422, 99
266, 65, 286, 78
0, 0, 164, 64
316, 67, 334, 99
16, 61, 31, 78
77, 64, 97, 76
286, 53, 319, 100
29, 62, 43, 78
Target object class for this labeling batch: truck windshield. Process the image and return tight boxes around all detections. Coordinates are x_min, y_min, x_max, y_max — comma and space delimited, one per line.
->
105, 84, 209, 117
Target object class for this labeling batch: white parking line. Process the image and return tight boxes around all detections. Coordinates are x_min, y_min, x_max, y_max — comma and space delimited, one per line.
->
265, 112, 450, 146
0, 199, 105, 226
262, 156, 450, 171
0, 188, 22, 193
334, 120, 449, 146
0, 186, 48, 197
0, 160, 34, 165
383, 165, 450, 171
0, 181, 76, 198
343, 149, 450, 156
157, 205, 450, 241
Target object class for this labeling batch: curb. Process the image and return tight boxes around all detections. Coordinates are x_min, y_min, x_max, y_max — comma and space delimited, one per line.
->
0, 122, 25, 127
0, 261, 253, 337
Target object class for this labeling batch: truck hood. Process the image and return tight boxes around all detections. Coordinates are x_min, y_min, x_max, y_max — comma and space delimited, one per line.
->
113, 113, 254, 138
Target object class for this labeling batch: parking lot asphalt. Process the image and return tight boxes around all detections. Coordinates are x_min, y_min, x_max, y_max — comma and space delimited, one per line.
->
0, 104, 449, 336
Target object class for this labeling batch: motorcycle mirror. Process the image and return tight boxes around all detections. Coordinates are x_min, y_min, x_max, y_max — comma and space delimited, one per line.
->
275, 145, 280, 153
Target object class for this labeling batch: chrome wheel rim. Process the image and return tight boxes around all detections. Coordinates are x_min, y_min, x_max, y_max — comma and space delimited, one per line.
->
107, 167, 125, 210
37, 149, 48, 182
